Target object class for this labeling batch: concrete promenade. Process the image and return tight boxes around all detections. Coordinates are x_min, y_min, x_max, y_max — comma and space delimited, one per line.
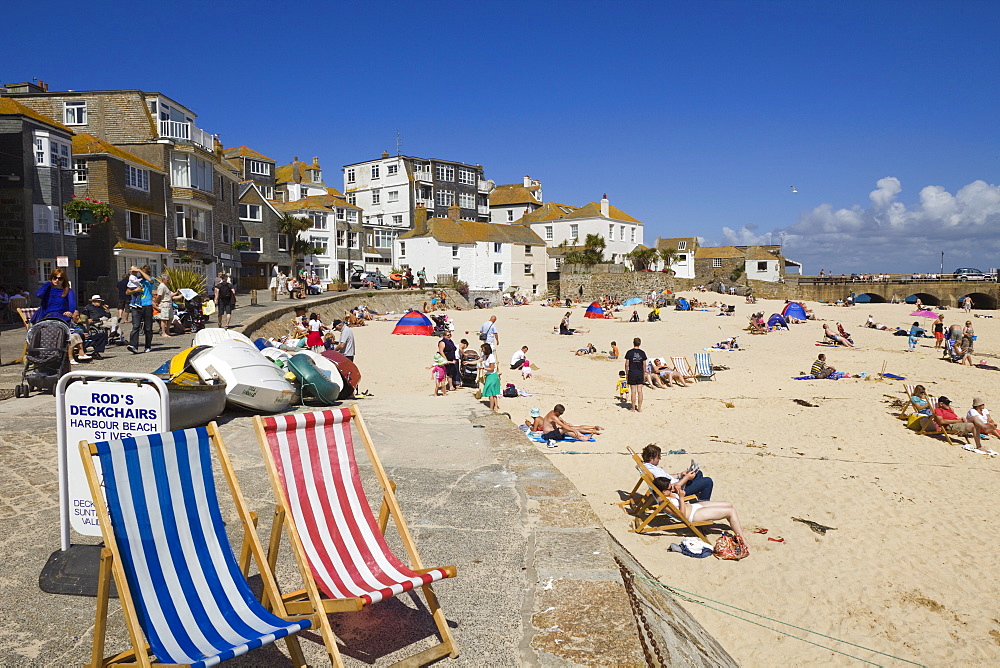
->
0, 291, 734, 666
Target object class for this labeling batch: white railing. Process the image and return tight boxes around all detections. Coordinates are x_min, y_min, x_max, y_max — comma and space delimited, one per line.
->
413, 170, 433, 182
478, 205, 489, 215
478, 179, 491, 192
159, 120, 215, 151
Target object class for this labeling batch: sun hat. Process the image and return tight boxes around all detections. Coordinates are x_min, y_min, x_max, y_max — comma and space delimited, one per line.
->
530, 407, 541, 418
89, 294, 103, 301
972, 397, 985, 407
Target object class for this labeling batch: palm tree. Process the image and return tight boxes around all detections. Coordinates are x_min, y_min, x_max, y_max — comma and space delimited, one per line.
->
566, 234, 607, 265
277, 213, 312, 274
658, 247, 678, 275
626, 247, 659, 272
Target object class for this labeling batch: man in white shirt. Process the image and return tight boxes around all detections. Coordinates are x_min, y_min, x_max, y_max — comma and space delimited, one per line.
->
479, 315, 499, 348
641, 444, 713, 500
510, 346, 528, 370
967, 397, 999, 442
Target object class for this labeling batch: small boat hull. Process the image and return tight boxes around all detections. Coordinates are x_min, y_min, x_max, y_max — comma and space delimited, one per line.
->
189, 340, 295, 413
161, 379, 228, 430
193, 327, 255, 348
288, 354, 343, 406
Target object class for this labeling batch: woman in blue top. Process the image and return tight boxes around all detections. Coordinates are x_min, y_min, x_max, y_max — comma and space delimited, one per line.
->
34, 268, 77, 323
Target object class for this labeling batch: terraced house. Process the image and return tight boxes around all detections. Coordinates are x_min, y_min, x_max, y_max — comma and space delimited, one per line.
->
488, 175, 544, 223
0, 94, 77, 292
343, 152, 491, 271
4, 81, 241, 288
396, 203, 547, 296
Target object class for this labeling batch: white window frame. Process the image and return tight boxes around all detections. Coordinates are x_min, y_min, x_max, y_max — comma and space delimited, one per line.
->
387, 163, 398, 175
458, 169, 475, 185
73, 158, 88, 184
64, 100, 87, 125
524, 264, 532, 275
458, 191, 475, 208
346, 192, 356, 205
126, 211, 151, 241
399, 241, 406, 256
493, 242, 502, 253
311, 169, 322, 183
435, 189, 454, 206
277, 233, 289, 251
336, 230, 346, 247
125, 164, 150, 191
570, 224, 579, 240
387, 190, 399, 203
677, 241, 687, 250
347, 210, 358, 222
545, 226, 553, 240
371, 189, 381, 205
348, 231, 359, 249
336, 208, 346, 221
712, 258, 723, 268
507, 209, 514, 221
247, 159, 270, 176
631, 227, 636, 243
757, 261, 768, 272
238, 235, 263, 253
373, 228, 396, 249
170, 152, 212, 191
452, 245, 459, 258
371, 164, 380, 179
239, 203, 262, 221
436, 164, 455, 181
175, 204, 211, 240
493, 262, 502, 275
346, 168, 356, 183
33, 204, 57, 233
620, 225, 625, 241
391, 214, 403, 226
309, 212, 327, 230
309, 235, 329, 256
220, 223, 233, 245
259, 185, 274, 199
37, 258, 56, 280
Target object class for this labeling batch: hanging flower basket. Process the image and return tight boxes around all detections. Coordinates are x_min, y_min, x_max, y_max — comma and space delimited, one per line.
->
64, 196, 114, 223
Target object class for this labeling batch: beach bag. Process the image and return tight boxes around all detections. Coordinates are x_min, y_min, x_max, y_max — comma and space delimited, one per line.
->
713, 532, 750, 560
502, 383, 518, 398
474, 386, 483, 400
202, 299, 216, 315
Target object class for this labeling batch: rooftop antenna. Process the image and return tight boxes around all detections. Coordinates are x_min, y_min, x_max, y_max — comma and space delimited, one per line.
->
395, 130, 401, 156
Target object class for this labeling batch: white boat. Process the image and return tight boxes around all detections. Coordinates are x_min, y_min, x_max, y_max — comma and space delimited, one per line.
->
260, 346, 294, 368
193, 327, 255, 347
189, 340, 295, 413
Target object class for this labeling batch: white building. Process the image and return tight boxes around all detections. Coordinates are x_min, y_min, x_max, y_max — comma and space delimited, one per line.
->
653, 236, 699, 279
273, 192, 362, 284
343, 152, 491, 271
396, 204, 548, 296
489, 175, 543, 223
517, 194, 643, 269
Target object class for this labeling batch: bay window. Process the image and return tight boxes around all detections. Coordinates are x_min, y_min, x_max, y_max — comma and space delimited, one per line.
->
175, 204, 211, 240
170, 152, 213, 191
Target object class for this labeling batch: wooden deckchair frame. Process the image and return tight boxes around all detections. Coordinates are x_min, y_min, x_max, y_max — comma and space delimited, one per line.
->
79, 422, 306, 668
252, 405, 458, 668
915, 396, 970, 445
693, 352, 716, 381
616, 446, 712, 541
896, 384, 917, 419
670, 356, 697, 380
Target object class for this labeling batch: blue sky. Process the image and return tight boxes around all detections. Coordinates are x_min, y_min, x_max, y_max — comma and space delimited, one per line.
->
6, 0, 998, 273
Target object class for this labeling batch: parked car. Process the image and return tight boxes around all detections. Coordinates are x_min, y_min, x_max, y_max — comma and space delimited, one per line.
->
953, 267, 991, 281
349, 271, 381, 289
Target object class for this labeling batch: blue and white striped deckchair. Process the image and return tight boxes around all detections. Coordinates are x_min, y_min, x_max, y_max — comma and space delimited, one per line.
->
80, 423, 310, 668
694, 352, 716, 381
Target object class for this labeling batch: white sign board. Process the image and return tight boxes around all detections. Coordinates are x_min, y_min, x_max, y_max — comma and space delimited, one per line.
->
56, 373, 169, 550
56, 256, 69, 267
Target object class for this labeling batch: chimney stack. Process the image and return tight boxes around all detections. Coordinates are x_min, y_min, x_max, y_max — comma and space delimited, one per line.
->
523, 175, 531, 187
601, 193, 609, 218
448, 202, 460, 221
413, 203, 428, 235
381, 150, 390, 158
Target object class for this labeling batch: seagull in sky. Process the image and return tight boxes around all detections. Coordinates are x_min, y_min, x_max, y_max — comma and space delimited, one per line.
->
790, 186, 798, 193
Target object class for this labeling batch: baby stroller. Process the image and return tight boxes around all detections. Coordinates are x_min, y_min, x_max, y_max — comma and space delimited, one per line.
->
15, 318, 72, 397
177, 297, 208, 333
431, 314, 450, 337
460, 348, 480, 388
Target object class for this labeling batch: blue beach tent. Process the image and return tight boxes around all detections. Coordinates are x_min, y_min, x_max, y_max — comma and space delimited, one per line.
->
675, 298, 691, 311
767, 313, 789, 329
781, 302, 807, 321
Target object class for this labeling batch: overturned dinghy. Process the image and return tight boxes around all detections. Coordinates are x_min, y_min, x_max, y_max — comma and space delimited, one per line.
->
153, 346, 227, 430
188, 340, 295, 413
193, 327, 255, 348
287, 353, 343, 406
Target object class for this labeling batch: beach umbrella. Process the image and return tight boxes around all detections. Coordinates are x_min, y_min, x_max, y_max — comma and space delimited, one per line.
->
909, 310, 938, 318
584, 302, 605, 319
392, 310, 435, 335
659, 289, 673, 295
623, 297, 643, 306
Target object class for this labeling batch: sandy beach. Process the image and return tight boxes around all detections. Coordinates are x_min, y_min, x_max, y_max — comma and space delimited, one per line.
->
344, 293, 1000, 665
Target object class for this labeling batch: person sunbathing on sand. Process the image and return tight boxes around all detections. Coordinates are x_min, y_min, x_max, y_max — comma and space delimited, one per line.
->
574, 343, 597, 355
823, 323, 854, 347
641, 446, 741, 535
539, 404, 604, 446
651, 358, 690, 387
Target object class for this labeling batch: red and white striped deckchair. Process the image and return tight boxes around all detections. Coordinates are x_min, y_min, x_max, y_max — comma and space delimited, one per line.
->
253, 406, 458, 667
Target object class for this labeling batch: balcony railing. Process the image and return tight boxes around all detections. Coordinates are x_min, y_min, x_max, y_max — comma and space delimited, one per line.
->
478, 205, 489, 216
478, 179, 491, 192
413, 170, 433, 182
159, 120, 215, 151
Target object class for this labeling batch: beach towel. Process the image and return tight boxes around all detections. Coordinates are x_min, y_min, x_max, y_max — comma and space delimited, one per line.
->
526, 431, 596, 443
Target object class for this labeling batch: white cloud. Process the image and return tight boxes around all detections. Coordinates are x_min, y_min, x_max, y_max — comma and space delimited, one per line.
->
766, 178, 1000, 272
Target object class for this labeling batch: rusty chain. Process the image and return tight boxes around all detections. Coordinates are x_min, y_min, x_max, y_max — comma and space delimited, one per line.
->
615, 556, 664, 667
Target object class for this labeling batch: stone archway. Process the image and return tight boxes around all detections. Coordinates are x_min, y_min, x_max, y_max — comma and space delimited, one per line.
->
854, 292, 888, 304
959, 292, 997, 310
905, 292, 940, 306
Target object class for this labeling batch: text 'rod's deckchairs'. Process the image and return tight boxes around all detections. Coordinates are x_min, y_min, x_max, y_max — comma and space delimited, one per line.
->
80, 423, 309, 668
617, 446, 713, 541
693, 352, 716, 381
254, 406, 458, 667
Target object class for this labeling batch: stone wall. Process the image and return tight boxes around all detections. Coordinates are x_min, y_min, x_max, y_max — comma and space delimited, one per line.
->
243, 287, 470, 340
559, 271, 696, 302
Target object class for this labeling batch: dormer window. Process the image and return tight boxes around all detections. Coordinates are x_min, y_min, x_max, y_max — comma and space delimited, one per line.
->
677, 241, 687, 250
247, 160, 270, 176
64, 100, 87, 125
311, 169, 322, 183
